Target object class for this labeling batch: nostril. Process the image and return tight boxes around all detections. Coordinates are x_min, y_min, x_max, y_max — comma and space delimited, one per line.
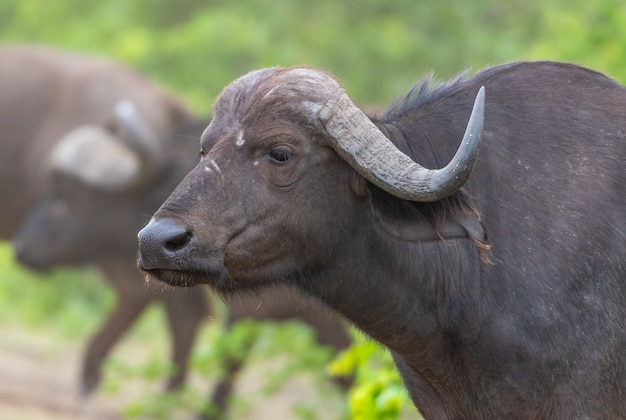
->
138, 218, 194, 270
164, 231, 193, 252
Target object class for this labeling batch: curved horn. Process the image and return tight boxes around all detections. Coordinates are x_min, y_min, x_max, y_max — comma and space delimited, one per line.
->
114, 100, 162, 182
48, 101, 164, 191
318, 86, 485, 202
49, 126, 143, 191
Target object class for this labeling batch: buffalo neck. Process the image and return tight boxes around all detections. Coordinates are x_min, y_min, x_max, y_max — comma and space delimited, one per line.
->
296, 202, 485, 357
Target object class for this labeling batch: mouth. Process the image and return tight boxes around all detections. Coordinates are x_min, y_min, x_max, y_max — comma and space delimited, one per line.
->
14, 251, 53, 273
138, 260, 279, 298
137, 255, 237, 291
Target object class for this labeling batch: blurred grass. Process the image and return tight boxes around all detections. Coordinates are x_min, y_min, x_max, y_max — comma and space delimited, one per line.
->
2, 1, 625, 108
0, 242, 113, 338
0, 0, 562, 110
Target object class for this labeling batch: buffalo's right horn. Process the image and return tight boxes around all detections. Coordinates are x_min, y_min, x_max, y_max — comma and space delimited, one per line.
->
318, 86, 485, 202
113, 100, 162, 184
49, 126, 144, 191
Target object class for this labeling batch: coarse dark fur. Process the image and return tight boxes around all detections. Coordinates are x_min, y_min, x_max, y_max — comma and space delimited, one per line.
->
138, 61, 626, 419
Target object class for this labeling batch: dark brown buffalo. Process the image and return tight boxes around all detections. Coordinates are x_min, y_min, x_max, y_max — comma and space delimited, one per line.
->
138, 62, 626, 418
6, 46, 350, 418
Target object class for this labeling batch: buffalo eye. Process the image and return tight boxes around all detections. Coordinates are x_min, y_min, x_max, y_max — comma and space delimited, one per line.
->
268, 148, 293, 164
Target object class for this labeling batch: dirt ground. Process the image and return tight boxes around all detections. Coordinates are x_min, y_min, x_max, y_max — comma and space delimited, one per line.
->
0, 325, 348, 420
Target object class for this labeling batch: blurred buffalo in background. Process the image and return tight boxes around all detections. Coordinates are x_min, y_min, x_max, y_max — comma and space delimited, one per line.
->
2, 45, 350, 418
0, 45, 208, 395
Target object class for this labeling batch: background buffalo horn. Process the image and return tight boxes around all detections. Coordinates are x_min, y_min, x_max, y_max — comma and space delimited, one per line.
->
319, 86, 485, 202
113, 100, 162, 183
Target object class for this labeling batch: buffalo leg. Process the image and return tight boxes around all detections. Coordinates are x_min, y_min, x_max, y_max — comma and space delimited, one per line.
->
199, 320, 258, 420
200, 355, 245, 420
81, 293, 152, 395
161, 286, 209, 390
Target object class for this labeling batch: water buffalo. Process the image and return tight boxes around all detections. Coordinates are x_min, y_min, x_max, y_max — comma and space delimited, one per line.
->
0, 45, 208, 395
5, 45, 350, 418
138, 61, 626, 418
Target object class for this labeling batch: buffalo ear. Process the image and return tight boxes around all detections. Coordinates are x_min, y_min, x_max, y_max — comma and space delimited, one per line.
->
102, 111, 119, 134
349, 169, 369, 198
367, 186, 488, 245
368, 191, 444, 242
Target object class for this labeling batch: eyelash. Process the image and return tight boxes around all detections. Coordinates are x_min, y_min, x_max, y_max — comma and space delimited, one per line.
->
268, 148, 292, 163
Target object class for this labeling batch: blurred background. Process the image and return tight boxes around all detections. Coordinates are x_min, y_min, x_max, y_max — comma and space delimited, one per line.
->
1, 0, 625, 419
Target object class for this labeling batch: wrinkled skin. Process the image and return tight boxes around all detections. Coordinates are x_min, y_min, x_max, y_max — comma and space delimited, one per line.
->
139, 63, 626, 419
139, 68, 365, 290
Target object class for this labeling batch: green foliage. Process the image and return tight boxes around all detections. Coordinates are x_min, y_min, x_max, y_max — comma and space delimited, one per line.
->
329, 332, 416, 420
0, 0, 546, 111
102, 319, 344, 419
526, 0, 626, 83
0, 242, 112, 338
2, 0, 624, 106
104, 358, 206, 420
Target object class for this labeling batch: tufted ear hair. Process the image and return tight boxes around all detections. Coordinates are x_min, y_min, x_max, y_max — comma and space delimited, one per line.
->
48, 125, 142, 191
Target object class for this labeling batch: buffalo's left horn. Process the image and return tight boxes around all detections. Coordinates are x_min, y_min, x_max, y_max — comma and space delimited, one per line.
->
318, 86, 485, 202
114, 100, 162, 182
